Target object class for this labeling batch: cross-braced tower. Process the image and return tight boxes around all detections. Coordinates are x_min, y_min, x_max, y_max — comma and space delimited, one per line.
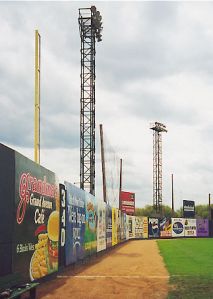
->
78, 6, 103, 195
150, 122, 167, 213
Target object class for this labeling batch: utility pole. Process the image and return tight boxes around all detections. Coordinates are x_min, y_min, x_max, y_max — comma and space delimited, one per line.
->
171, 174, 174, 213
209, 193, 211, 220
119, 158, 123, 210
100, 124, 107, 203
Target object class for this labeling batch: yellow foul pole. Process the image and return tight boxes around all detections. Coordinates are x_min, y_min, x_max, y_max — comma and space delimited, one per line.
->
34, 30, 41, 164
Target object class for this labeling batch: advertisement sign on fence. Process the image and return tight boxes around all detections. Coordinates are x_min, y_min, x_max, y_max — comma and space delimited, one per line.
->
128, 216, 136, 239
59, 184, 66, 267
183, 200, 195, 218
160, 217, 172, 238
135, 216, 148, 239
120, 191, 135, 215
148, 218, 160, 238
84, 192, 97, 255
125, 215, 129, 240
97, 201, 106, 252
142, 217, 148, 239
65, 182, 85, 265
112, 208, 118, 246
172, 218, 184, 237
106, 205, 112, 248
0, 144, 15, 276
135, 216, 143, 238
120, 212, 126, 241
13, 152, 59, 281
196, 219, 209, 237
117, 210, 121, 243
184, 218, 197, 237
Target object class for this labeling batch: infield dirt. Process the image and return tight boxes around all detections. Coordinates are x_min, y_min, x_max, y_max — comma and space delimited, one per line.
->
37, 240, 169, 299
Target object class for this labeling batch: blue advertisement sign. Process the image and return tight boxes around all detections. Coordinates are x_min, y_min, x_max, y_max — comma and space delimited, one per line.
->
65, 182, 85, 265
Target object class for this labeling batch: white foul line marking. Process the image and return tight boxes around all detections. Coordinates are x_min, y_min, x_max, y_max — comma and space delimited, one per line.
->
57, 275, 169, 279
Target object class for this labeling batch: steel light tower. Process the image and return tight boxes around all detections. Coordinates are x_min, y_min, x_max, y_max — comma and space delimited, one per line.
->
78, 6, 103, 195
150, 122, 167, 213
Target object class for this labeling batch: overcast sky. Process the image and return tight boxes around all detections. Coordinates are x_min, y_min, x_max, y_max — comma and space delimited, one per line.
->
1, 1, 213, 209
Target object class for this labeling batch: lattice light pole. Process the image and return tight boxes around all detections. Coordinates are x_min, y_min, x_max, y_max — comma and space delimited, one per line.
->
78, 6, 103, 195
150, 122, 167, 213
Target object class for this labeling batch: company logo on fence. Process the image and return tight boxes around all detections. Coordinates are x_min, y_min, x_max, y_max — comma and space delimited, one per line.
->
173, 221, 184, 234
17, 173, 57, 224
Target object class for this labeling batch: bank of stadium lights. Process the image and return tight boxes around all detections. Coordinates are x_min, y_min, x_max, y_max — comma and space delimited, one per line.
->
150, 122, 167, 133
91, 6, 103, 42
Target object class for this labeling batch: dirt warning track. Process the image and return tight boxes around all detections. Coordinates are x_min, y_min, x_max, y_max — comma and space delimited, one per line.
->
37, 240, 169, 299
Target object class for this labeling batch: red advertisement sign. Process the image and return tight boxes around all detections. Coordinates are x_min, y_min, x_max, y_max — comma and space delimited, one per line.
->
120, 191, 135, 215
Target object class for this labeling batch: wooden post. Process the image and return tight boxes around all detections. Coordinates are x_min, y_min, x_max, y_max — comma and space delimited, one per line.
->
171, 174, 174, 213
100, 124, 107, 203
119, 158, 122, 210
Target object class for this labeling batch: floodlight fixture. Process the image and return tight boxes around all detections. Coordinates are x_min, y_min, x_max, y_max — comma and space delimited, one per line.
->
150, 122, 167, 133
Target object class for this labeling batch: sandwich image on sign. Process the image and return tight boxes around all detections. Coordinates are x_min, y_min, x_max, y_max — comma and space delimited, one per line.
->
30, 210, 59, 281
47, 211, 59, 269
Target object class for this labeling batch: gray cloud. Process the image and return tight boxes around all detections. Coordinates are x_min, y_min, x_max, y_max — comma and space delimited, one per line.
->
123, 91, 200, 125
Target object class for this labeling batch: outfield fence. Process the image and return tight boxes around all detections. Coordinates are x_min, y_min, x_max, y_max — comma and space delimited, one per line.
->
0, 143, 211, 288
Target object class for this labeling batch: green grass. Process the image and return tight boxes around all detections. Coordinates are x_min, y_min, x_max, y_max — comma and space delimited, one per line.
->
157, 238, 213, 298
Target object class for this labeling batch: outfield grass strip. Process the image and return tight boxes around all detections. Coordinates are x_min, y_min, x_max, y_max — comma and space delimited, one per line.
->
157, 238, 213, 298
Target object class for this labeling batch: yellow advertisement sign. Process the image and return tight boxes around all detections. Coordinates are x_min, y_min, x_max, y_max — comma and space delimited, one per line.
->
142, 217, 148, 238
112, 208, 118, 246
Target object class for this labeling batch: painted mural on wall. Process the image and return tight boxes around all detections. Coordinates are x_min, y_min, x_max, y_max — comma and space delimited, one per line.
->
13, 152, 59, 281
65, 182, 85, 265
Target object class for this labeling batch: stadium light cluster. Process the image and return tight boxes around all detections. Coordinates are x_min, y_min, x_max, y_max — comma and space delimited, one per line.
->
91, 6, 103, 42
150, 122, 167, 133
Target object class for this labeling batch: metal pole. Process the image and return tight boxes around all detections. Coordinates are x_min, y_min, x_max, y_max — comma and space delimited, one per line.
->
172, 174, 174, 212
209, 193, 211, 220
34, 30, 40, 164
100, 124, 107, 203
